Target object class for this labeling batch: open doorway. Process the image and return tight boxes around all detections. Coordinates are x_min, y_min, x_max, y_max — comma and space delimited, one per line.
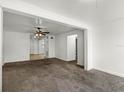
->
2, 10, 87, 69
65, 29, 85, 68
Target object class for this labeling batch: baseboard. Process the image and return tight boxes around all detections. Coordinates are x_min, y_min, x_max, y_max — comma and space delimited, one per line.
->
3, 58, 58, 65
3, 59, 30, 64
77, 62, 82, 65
94, 67, 124, 78
55, 57, 67, 61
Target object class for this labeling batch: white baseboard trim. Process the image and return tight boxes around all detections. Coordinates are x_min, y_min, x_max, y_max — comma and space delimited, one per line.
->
55, 57, 67, 61
94, 67, 124, 78
77, 62, 83, 66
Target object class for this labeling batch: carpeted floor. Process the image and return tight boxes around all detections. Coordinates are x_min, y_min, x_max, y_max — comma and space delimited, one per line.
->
2, 58, 124, 92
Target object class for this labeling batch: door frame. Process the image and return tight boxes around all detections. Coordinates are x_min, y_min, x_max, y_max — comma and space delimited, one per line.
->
0, 6, 3, 91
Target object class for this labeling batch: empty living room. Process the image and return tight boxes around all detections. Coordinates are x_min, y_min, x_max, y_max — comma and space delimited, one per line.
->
0, 0, 124, 92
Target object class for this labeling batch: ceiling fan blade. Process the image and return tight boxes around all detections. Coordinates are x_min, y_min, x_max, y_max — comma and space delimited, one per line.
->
42, 32, 50, 34
34, 26, 47, 29
42, 33, 46, 35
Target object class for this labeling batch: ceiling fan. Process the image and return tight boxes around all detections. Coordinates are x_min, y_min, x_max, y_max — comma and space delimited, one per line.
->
34, 18, 50, 39
34, 27, 50, 39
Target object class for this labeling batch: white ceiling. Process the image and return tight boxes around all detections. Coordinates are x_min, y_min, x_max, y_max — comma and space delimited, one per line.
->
4, 0, 124, 33
3, 11, 76, 34
20, 0, 97, 26
20, 0, 124, 26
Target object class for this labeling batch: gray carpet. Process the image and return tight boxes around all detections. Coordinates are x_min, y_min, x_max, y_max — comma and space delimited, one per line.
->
2, 58, 124, 92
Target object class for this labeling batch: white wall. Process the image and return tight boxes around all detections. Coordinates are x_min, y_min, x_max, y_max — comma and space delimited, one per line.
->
55, 33, 67, 61
93, 19, 124, 77
67, 34, 77, 61
48, 35, 55, 58
3, 31, 30, 63
0, 7, 3, 91
55, 30, 84, 66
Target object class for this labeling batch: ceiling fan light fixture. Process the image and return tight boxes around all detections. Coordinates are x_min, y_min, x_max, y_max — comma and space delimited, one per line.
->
39, 34, 42, 36
36, 33, 39, 36
33, 18, 50, 39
